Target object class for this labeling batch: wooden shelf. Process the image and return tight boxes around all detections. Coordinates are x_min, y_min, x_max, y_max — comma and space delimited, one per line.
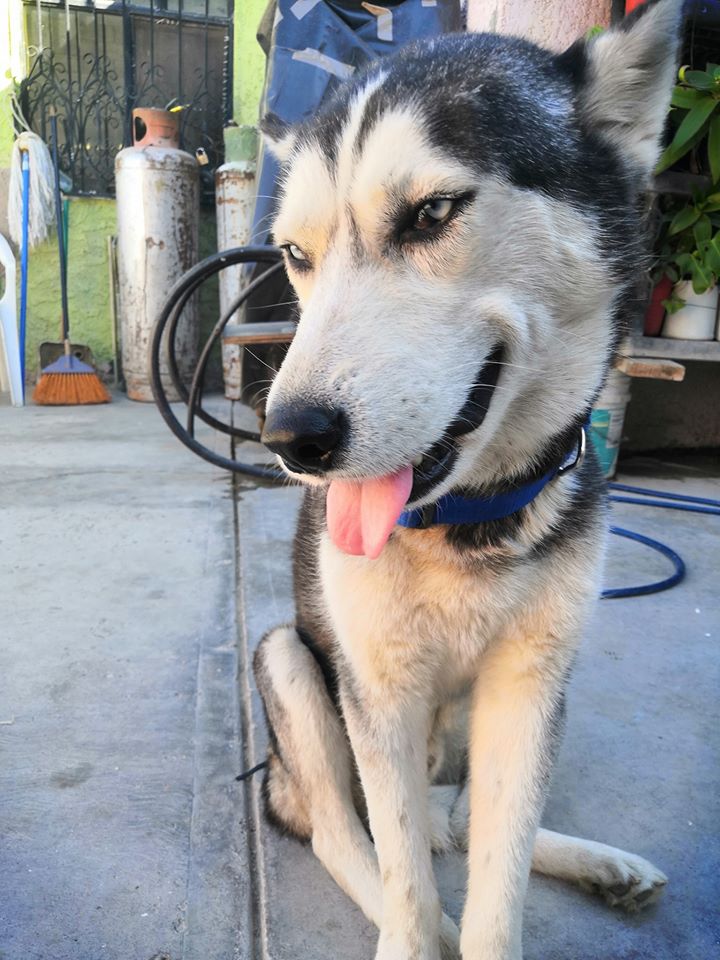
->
623, 336, 720, 362
223, 321, 296, 345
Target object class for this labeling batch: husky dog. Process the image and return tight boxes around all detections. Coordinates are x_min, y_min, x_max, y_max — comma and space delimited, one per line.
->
253, 2, 681, 957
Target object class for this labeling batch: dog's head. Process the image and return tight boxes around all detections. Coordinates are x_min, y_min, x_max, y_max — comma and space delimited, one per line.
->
261, 0, 681, 558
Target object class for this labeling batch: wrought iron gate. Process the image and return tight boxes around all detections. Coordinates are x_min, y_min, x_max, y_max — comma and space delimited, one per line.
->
20, 0, 234, 199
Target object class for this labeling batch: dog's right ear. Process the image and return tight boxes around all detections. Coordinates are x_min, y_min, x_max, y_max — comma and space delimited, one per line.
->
561, 0, 683, 178
260, 112, 297, 163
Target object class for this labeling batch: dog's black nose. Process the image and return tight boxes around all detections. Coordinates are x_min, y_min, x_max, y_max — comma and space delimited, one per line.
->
261, 405, 345, 474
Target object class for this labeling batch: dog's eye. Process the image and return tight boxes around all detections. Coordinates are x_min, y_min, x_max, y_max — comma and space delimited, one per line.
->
414, 198, 455, 229
282, 243, 309, 266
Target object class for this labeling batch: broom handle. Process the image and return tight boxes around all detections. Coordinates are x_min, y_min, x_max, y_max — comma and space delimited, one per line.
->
20, 149, 30, 402
50, 113, 70, 344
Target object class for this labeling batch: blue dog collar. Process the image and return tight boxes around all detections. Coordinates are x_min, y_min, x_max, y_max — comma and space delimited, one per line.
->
398, 425, 586, 530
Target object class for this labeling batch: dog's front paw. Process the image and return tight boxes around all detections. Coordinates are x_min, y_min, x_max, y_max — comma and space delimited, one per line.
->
580, 850, 668, 912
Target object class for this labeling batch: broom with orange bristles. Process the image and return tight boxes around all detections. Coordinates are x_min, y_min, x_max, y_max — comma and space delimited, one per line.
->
33, 112, 110, 406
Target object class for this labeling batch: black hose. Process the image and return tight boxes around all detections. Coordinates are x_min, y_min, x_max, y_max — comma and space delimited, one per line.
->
186, 261, 286, 438
150, 246, 285, 478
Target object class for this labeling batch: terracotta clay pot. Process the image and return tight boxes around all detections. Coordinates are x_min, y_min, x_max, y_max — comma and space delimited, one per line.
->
132, 108, 180, 149
644, 275, 673, 336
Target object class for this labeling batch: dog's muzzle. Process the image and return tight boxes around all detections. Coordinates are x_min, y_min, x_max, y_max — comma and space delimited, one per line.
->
262, 344, 503, 490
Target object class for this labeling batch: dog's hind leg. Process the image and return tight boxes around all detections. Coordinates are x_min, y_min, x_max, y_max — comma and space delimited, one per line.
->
450, 786, 667, 911
254, 626, 461, 957
531, 829, 668, 911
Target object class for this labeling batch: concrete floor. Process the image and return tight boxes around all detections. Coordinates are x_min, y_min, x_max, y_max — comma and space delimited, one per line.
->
1, 395, 718, 960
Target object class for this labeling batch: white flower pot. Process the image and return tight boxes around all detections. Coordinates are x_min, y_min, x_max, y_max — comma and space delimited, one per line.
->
662, 282, 718, 340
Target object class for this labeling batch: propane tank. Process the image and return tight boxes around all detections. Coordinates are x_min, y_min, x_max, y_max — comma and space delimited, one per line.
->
216, 159, 257, 400
115, 119, 199, 402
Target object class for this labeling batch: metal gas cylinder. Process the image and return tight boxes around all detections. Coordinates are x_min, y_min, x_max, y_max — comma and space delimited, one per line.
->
215, 160, 257, 400
115, 144, 199, 401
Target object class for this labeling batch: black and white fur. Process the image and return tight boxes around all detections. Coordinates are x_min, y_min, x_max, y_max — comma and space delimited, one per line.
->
253, 4, 681, 958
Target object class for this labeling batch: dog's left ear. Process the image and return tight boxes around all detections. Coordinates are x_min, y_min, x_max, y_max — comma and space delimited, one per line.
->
561, 0, 683, 177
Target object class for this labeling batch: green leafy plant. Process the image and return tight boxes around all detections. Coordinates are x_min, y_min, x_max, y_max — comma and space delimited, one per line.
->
655, 64, 720, 182
651, 189, 720, 310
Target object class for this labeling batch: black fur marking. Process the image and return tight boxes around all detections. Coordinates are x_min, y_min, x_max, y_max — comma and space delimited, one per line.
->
353, 81, 387, 160
444, 508, 527, 555
260, 111, 291, 143
293, 490, 341, 706
303, 109, 348, 177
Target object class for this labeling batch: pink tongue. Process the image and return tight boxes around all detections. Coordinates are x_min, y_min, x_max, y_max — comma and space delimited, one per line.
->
327, 467, 413, 560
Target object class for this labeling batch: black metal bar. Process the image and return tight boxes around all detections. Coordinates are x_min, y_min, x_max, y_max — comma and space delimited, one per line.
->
202, 0, 209, 149
177, 0, 183, 109
122, 0, 134, 147
100, 7, 111, 190
148, 0, 155, 103
224, 0, 233, 124
93, 2, 101, 183
74, 4, 86, 188
63, 0, 73, 183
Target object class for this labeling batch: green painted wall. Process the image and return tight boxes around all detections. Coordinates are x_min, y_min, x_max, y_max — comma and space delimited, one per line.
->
225, 0, 267, 163
1, 0, 22, 167
25, 198, 116, 377
0, 85, 15, 169
23, 198, 219, 381
234, 0, 267, 127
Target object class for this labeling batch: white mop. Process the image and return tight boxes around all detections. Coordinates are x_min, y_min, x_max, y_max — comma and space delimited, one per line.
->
2, 122, 56, 404
7, 130, 56, 249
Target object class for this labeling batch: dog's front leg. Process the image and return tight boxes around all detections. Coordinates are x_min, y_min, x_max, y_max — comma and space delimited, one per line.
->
460, 625, 576, 960
342, 685, 444, 960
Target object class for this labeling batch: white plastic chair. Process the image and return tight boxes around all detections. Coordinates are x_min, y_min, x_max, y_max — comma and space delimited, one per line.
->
0, 233, 23, 406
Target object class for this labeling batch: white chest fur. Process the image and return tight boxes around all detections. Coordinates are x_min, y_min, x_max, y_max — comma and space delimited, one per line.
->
319, 526, 554, 702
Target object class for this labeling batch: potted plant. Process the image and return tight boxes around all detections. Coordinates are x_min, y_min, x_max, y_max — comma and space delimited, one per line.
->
642, 62, 720, 338
646, 179, 720, 338
658, 190, 720, 338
